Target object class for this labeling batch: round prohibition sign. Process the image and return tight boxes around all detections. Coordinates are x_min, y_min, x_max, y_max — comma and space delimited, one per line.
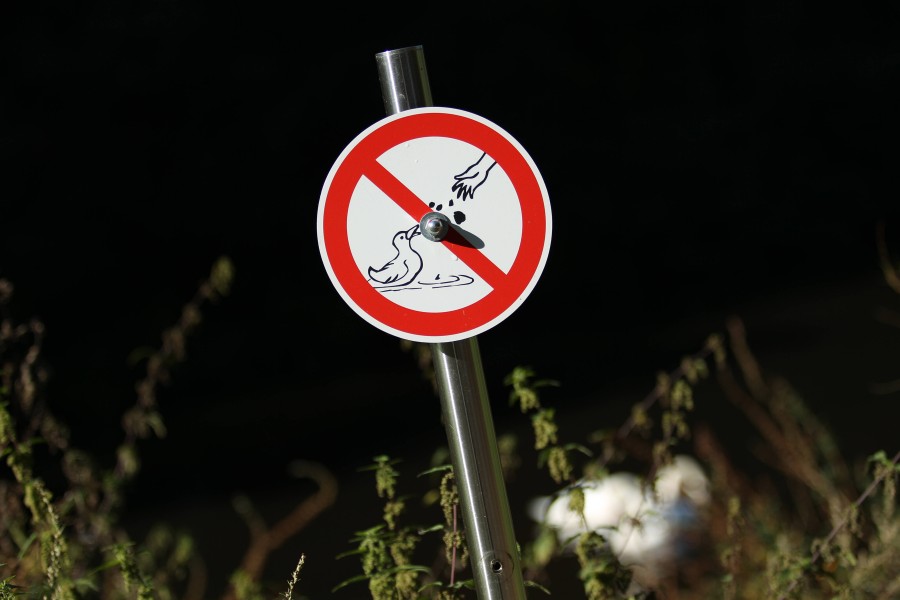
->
317, 107, 551, 343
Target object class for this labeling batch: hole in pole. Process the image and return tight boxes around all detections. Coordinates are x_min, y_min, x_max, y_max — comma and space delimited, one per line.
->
490, 559, 503, 574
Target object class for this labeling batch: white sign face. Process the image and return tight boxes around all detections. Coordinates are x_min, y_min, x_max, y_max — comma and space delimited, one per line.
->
317, 107, 551, 343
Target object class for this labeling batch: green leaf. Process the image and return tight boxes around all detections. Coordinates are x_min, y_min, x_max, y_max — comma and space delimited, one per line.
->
348, 524, 385, 540
330, 573, 370, 593
73, 576, 100, 593
564, 443, 594, 458
417, 464, 453, 477
524, 580, 552, 595
88, 558, 123, 575
383, 565, 431, 576
17, 533, 36, 560
335, 548, 366, 560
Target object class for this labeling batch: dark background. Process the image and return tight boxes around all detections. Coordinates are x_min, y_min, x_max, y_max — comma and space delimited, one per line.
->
3, 1, 900, 597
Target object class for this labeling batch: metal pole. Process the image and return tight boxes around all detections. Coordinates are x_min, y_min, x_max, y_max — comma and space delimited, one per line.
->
375, 46, 527, 600
375, 45, 433, 114
431, 338, 526, 599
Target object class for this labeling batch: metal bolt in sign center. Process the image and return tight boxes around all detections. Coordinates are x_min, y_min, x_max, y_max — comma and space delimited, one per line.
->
420, 211, 451, 242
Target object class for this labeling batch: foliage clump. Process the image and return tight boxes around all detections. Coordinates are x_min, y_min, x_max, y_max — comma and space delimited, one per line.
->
2, 226, 900, 599
1, 258, 302, 600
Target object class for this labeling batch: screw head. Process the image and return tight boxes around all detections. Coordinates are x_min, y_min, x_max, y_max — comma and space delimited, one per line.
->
419, 211, 450, 242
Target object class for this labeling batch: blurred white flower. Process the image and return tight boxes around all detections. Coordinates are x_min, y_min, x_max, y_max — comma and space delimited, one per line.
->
527, 454, 711, 590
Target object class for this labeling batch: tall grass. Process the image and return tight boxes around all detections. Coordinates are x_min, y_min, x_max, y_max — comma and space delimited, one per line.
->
1, 235, 898, 598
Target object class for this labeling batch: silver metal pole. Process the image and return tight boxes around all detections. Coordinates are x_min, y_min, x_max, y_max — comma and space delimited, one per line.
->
431, 338, 526, 599
375, 45, 433, 114
375, 45, 527, 600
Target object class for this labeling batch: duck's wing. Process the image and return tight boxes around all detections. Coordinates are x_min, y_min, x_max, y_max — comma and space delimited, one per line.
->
368, 259, 409, 285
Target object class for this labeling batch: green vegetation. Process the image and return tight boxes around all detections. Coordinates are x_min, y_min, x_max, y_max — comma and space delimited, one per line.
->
1, 245, 898, 598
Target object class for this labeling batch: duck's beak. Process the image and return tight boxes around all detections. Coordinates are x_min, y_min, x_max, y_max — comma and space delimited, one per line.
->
407, 224, 421, 238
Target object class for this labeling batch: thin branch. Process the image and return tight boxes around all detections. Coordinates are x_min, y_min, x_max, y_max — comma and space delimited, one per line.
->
222, 461, 337, 600
778, 448, 900, 600
615, 339, 719, 442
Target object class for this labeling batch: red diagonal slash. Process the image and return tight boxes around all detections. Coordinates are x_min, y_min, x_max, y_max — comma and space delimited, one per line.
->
363, 160, 508, 290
